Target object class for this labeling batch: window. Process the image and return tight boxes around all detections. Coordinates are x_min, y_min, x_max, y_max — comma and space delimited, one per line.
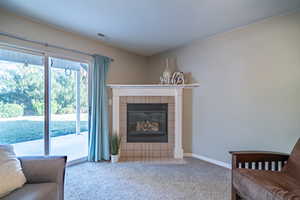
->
0, 46, 89, 163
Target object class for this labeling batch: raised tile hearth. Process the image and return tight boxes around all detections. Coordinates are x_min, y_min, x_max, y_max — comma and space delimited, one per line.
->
108, 84, 199, 160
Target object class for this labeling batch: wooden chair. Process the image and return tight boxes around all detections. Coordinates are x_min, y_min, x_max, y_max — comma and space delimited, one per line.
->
230, 138, 300, 200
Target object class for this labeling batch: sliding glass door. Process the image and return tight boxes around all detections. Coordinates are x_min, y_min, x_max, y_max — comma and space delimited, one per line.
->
0, 48, 45, 156
0, 46, 89, 162
49, 57, 88, 161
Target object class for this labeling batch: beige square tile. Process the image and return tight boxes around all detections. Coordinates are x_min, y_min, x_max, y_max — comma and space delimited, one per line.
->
168, 97, 175, 104
151, 151, 156, 157
121, 151, 127, 157
147, 143, 152, 151
141, 150, 146, 158
140, 143, 144, 150
120, 133, 125, 138
168, 129, 173, 136
169, 133, 174, 138
121, 143, 127, 150
169, 139, 174, 145
158, 144, 163, 150
120, 133, 126, 139
132, 151, 137, 158
141, 151, 146, 158
168, 103, 175, 109
144, 97, 149, 103
149, 144, 154, 151
140, 143, 146, 150
127, 96, 134, 103
161, 96, 169, 103
138, 151, 142, 158
122, 97, 127, 103
161, 151, 168, 157
135, 97, 146, 103
147, 150, 152, 158
132, 97, 139, 103
168, 122, 175, 129
132, 143, 138, 150
131, 144, 137, 150
141, 143, 146, 150
146, 151, 151, 158
169, 107, 175, 113
146, 144, 151, 151
138, 143, 144, 151
126, 151, 133, 157
152, 96, 161, 103
120, 125, 126, 134
153, 150, 160, 157
147, 96, 153, 102
147, 151, 152, 158
120, 104, 126, 110
136, 144, 142, 150
168, 113, 175, 121
146, 96, 151, 102
158, 151, 163, 158
132, 143, 140, 151
153, 143, 160, 150
143, 151, 147, 158
161, 144, 167, 150
167, 151, 173, 157
120, 115, 126, 122
120, 97, 127, 104
126, 143, 131, 151
120, 121, 126, 129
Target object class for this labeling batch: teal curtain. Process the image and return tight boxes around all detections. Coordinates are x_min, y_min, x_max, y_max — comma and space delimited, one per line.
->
88, 55, 111, 161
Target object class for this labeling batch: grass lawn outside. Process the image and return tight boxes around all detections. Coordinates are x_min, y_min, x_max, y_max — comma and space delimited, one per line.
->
0, 114, 88, 144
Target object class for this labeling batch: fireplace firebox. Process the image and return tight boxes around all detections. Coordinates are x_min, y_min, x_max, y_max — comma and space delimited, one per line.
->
127, 103, 168, 143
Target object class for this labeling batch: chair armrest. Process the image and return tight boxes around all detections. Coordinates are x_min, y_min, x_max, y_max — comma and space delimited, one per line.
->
229, 151, 289, 170
18, 156, 67, 184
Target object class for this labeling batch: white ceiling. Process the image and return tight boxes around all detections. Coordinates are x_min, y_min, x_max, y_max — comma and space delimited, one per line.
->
0, 0, 300, 56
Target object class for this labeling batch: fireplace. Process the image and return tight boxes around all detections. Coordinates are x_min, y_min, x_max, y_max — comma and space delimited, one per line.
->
127, 103, 168, 143
110, 84, 199, 159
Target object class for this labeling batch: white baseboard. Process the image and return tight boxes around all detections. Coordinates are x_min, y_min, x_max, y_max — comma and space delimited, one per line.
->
67, 157, 87, 167
184, 153, 231, 169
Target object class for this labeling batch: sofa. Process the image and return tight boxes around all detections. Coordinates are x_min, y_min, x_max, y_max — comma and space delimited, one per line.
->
2, 156, 67, 200
230, 138, 300, 200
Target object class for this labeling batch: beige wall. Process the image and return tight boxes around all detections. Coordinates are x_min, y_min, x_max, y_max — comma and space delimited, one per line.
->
0, 9, 148, 84
148, 11, 300, 163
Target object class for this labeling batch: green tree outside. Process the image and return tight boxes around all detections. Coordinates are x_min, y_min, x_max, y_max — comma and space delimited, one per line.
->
0, 62, 88, 118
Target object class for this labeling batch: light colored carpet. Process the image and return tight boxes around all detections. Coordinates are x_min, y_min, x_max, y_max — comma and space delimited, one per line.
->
65, 157, 231, 200
119, 157, 188, 164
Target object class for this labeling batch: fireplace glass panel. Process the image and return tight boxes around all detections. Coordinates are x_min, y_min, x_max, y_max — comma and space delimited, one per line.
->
127, 103, 168, 143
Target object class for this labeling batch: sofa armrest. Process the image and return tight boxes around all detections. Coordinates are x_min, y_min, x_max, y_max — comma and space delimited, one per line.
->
18, 156, 67, 184
229, 151, 289, 170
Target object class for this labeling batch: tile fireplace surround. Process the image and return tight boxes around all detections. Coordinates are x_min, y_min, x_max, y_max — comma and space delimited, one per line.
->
108, 84, 199, 160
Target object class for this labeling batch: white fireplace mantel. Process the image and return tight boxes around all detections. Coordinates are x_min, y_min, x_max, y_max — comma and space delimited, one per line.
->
108, 84, 199, 159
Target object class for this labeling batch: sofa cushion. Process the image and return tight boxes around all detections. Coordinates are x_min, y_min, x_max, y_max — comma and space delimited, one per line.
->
233, 168, 300, 200
282, 139, 300, 181
0, 145, 26, 198
1, 183, 57, 200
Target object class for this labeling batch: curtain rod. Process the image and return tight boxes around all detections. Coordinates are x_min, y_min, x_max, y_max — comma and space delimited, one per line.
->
0, 31, 114, 62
